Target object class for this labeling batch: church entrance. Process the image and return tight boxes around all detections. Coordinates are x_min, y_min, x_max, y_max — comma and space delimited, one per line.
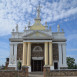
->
31, 60, 44, 72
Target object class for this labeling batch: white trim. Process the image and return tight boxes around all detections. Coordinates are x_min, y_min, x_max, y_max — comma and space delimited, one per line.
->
10, 42, 23, 44
32, 57, 43, 60
23, 40, 52, 42
53, 42, 66, 44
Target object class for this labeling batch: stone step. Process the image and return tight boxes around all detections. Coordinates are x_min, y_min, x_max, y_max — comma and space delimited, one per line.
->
29, 72, 43, 75
29, 72, 43, 77
29, 75, 43, 77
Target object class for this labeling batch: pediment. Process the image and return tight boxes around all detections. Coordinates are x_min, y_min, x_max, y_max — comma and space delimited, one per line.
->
23, 31, 52, 39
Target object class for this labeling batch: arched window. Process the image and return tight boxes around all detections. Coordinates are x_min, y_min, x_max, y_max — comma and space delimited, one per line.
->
33, 46, 42, 52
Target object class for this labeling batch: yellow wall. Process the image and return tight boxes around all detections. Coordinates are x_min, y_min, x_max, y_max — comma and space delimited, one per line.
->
30, 19, 45, 30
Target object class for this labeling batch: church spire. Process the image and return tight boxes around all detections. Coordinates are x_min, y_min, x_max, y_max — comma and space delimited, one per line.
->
36, 2, 42, 19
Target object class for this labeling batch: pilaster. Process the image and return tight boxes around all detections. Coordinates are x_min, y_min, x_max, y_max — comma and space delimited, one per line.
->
9, 44, 13, 64
14, 44, 17, 70
62, 43, 67, 67
22, 42, 27, 66
8, 43, 17, 69
49, 42, 53, 66
44, 42, 48, 66
27, 42, 31, 66
58, 43, 62, 68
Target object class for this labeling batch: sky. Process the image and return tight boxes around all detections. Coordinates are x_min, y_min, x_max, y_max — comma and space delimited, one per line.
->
0, 0, 77, 66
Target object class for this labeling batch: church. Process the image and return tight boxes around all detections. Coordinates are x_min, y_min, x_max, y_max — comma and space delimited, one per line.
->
8, 4, 67, 72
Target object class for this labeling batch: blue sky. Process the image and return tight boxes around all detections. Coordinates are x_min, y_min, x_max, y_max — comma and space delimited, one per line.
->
0, 0, 77, 65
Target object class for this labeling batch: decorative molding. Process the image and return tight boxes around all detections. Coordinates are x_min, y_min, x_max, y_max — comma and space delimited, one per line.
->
33, 46, 43, 52
32, 57, 43, 60
23, 40, 52, 42
10, 42, 23, 44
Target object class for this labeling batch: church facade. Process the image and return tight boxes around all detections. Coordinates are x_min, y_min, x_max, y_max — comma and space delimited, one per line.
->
8, 5, 67, 72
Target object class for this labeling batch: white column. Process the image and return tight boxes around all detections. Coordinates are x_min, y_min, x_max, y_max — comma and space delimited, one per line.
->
9, 44, 13, 65
62, 43, 67, 67
14, 44, 17, 70
58, 43, 62, 68
8, 43, 17, 67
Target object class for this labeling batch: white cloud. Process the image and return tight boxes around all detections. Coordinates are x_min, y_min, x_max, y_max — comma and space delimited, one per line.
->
67, 34, 77, 41
67, 49, 77, 52
0, 41, 10, 65
0, 41, 9, 49
0, 0, 77, 36
0, 48, 10, 66
41, 0, 77, 22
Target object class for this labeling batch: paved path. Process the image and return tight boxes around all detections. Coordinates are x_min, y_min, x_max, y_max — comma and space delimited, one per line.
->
29, 72, 43, 77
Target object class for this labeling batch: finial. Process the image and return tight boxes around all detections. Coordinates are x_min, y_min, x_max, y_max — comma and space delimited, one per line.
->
57, 24, 60, 32
45, 21, 47, 26
28, 21, 30, 26
62, 29, 64, 32
36, 2, 42, 19
28, 21, 31, 29
16, 24, 18, 32
45, 21, 48, 30
49, 26, 52, 31
25, 26, 26, 30
12, 29, 15, 32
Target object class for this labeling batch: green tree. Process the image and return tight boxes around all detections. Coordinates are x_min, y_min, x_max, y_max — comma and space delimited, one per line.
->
67, 57, 75, 69
74, 64, 77, 69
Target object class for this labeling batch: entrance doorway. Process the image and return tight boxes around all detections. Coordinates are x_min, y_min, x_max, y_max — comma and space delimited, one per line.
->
54, 62, 58, 69
31, 60, 44, 72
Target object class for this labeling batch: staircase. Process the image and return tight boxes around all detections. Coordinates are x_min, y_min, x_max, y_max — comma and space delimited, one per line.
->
29, 72, 43, 77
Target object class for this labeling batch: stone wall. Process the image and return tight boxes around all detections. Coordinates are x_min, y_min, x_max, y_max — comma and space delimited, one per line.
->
44, 70, 77, 77
17, 44, 23, 60
0, 70, 28, 77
